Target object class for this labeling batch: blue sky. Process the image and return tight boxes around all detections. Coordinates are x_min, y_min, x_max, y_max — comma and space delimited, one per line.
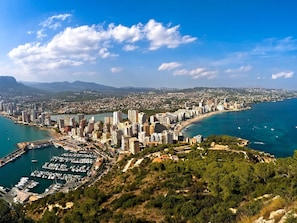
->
0, 0, 297, 89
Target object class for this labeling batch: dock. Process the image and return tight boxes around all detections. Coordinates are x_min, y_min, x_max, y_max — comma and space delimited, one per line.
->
0, 139, 53, 168
0, 149, 27, 168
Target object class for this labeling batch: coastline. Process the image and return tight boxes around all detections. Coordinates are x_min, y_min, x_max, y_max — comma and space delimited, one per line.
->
176, 108, 251, 133
0, 112, 60, 140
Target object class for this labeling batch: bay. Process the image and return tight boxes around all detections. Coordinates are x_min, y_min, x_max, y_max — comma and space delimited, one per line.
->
183, 98, 297, 158
0, 116, 50, 157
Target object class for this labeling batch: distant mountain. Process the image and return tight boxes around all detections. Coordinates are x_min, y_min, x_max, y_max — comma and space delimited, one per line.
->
23, 80, 118, 93
23, 80, 157, 94
0, 76, 43, 96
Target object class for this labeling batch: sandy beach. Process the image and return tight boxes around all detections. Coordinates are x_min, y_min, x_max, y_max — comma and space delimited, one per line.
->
176, 109, 234, 133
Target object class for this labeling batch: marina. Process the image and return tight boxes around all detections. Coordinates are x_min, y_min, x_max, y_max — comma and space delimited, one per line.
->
0, 136, 104, 203
0, 139, 53, 168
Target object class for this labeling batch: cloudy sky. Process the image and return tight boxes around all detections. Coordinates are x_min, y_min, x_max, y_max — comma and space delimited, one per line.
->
0, 0, 297, 89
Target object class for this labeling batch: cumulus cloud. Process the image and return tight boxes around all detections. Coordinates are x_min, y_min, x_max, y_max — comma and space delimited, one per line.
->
144, 19, 197, 50
225, 65, 252, 73
9, 17, 196, 74
108, 23, 143, 43
173, 68, 217, 79
271, 71, 294, 80
158, 62, 182, 71
110, 67, 123, 73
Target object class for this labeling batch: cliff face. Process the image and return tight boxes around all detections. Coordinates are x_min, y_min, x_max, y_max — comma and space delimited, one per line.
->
0, 76, 41, 96
0, 76, 18, 86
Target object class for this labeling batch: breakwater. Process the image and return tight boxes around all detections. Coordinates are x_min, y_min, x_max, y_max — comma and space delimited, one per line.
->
0, 139, 52, 168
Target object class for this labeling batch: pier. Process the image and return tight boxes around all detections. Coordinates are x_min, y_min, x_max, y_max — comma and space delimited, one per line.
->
0, 149, 26, 167
0, 139, 53, 168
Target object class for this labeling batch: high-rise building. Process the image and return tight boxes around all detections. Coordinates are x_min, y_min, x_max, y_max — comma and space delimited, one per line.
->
58, 119, 65, 130
77, 113, 85, 123
128, 110, 138, 123
21, 111, 29, 123
163, 130, 174, 144
30, 109, 37, 122
129, 137, 140, 154
104, 116, 113, 125
143, 122, 150, 136
121, 135, 131, 151
0, 101, 4, 111
138, 131, 146, 143
111, 129, 123, 147
138, 112, 146, 124
113, 111, 122, 125
79, 118, 87, 128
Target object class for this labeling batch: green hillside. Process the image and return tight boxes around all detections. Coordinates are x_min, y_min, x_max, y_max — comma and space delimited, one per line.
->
4, 135, 297, 222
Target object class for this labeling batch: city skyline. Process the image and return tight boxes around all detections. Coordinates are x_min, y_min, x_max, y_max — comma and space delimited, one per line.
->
0, 0, 297, 89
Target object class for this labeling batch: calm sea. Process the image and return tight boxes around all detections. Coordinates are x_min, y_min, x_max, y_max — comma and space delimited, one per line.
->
183, 98, 297, 158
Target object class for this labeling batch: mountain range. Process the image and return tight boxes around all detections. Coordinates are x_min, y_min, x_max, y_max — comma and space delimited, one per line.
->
0, 76, 157, 96
0, 76, 43, 96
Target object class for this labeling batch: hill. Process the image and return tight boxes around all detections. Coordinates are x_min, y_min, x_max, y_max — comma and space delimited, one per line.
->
23, 80, 118, 93
23, 80, 155, 94
22, 136, 297, 223
0, 76, 42, 96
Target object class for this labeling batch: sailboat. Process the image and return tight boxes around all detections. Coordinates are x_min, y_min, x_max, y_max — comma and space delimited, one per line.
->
31, 149, 38, 163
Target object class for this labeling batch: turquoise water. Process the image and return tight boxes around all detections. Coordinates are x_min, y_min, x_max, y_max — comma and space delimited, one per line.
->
183, 98, 297, 158
0, 146, 65, 193
0, 116, 50, 157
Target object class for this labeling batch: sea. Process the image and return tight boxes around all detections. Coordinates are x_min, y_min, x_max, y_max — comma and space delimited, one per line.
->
0, 112, 123, 193
183, 98, 297, 158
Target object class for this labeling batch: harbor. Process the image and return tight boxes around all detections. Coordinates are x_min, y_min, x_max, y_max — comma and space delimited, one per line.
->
0, 139, 53, 168
0, 137, 105, 204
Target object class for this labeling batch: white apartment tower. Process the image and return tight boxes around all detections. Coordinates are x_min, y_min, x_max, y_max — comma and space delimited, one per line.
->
113, 111, 122, 125
138, 112, 146, 124
128, 109, 138, 123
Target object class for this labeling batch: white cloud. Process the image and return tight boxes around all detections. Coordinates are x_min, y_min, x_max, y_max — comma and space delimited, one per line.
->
9, 19, 196, 74
37, 29, 47, 39
144, 19, 197, 50
271, 71, 294, 80
253, 36, 297, 54
174, 67, 217, 79
40, 14, 71, 30
158, 62, 182, 71
99, 48, 118, 58
225, 65, 252, 73
110, 67, 123, 73
108, 23, 143, 43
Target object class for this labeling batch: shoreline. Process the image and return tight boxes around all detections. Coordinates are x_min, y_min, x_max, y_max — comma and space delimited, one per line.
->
176, 107, 251, 133
0, 112, 60, 140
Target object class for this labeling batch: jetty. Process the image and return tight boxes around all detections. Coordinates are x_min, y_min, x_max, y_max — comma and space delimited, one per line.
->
0, 139, 53, 168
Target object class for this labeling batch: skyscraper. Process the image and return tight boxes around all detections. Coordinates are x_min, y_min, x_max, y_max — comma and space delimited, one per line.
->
113, 111, 122, 125
128, 109, 138, 123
